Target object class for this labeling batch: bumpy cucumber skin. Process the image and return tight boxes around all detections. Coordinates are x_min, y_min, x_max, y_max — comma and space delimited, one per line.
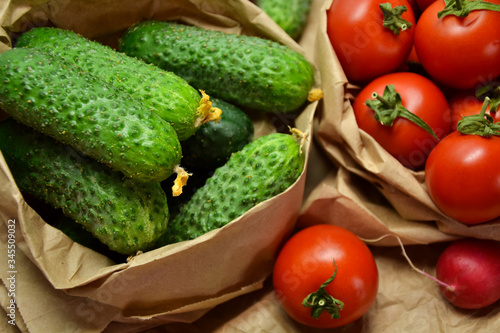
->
53, 215, 115, 255
0, 47, 182, 183
255, 0, 312, 40
181, 97, 254, 171
159, 132, 305, 245
0, 118, 169, 255
16, 27, 202, 141
118, 21, 315, 113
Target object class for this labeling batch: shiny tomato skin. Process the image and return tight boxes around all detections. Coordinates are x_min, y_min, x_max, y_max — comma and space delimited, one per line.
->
326, 0, 416, 85
414, 0, 500, 90
353, 72, 451, 170
425, 131, 500, 224
448, 91, 500, 129
273, 224, 378, 329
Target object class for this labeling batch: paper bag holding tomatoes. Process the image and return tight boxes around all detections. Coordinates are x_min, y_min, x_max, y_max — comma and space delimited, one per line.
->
300, 0, 500, 245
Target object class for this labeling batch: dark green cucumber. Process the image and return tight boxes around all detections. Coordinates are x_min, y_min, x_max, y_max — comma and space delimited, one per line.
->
118, 20, 316, 113
0, 47, 182, 183
181, 97, 254, 172
158, 131, 306, 245
15, 27, 220, 140
255, 0, 312, 40
0, 118, 169, 255
53, 215, 116, 256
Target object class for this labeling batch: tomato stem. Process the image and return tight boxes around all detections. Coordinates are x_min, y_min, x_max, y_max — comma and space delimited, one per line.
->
457, 97, 500, 137
365, 84, 438, 139
476, 83, 500, 114
379, 3, 413, 35
302, 259, 344, 320
438, 0, 500, 18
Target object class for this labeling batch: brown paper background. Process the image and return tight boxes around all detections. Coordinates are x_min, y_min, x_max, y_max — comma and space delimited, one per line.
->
1, 0, 500, 332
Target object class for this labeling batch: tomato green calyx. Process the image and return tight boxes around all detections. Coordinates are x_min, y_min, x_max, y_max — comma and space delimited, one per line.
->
302, 259, 344, 320
476, 83, 500, 114
365, 84, 438, 139
438, 0, 500, 19
379, 3, 413, 35
457, 97, 500, 137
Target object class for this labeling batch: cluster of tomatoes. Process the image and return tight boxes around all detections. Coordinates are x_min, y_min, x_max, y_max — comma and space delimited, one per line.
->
272, 0, 500, 330
328, 0, 500, 225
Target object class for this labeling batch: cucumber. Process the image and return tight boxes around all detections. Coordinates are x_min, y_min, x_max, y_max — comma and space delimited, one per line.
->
118, 20, 316, 113
157, 130, 306, 245
254, 0, 312, 40
15, 27, 220, 141
53, 215, 116, 256
0, 118, 170, 255
181, 97, 254, 172
0, 47, 182, 183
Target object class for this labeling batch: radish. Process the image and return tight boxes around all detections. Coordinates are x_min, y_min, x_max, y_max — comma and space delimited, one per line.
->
361, 234, 500, 310
435, 238, 500, 309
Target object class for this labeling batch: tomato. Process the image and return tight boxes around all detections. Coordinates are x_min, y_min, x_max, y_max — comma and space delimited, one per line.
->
397, 44, 425, 74
326, 0, 416, 84
415, 0, 436, 12
352, 72, 451, 169
407, 0, 423, 14
425, 131, 500, 224
273, 224, 378, 329
449, 90, 500, 129
414, 0, 500, 90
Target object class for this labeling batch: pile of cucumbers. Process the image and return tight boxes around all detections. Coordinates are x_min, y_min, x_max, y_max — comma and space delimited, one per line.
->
0, 22, 315, 256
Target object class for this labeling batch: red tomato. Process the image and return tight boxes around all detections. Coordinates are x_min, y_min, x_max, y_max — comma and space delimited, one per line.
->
326, 0, 416, 84
406, 0, 423, 15
352, 72, 451, 169
414, 0, 500, 90
397, 44, 423, 73
449, 91, 500, 129
425, 131, 500, 224
273, 224, 378, 329
415, 0, 436, 12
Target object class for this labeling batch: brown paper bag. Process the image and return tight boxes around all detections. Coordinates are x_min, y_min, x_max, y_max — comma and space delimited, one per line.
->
0, 0, 321, 330
299, 0, 500, 246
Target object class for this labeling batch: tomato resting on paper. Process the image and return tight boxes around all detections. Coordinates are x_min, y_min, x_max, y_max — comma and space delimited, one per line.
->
273, 224, 378, 329
425, 98, 500, 224
352, 72, 451, 170
414, 0, 500, 90
326, 0, 416, 84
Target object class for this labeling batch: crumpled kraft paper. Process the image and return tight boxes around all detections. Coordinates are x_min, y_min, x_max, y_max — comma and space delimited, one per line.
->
0, 0, 320, 330
299, 0, 500, 246
139, 244, 500, 333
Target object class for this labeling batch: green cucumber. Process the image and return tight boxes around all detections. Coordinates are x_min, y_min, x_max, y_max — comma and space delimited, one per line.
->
0, 118, 169, 255
0, 47, 182, 183
158, 130, 306, 245
15, 27, 220, 141
53, 215, 116, 256
181, 97, 254, 172
118, 20, 316, 113
254, 0, 312, 40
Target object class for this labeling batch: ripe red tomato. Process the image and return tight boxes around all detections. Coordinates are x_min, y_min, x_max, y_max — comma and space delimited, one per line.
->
449, 90, 500, 129
352, 72, 451, 169
414, 0, 500, 90
415, 0, 436, 12
425, 131, 500, 224
273, 224, 378, 329
326, 0, 416, 84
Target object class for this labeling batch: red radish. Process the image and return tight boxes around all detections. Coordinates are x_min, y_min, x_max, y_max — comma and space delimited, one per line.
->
435, 238, 500, 309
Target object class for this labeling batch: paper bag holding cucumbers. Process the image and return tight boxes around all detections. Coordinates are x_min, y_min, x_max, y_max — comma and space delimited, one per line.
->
0, 0, 321, 328
299, 0, 500, 246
